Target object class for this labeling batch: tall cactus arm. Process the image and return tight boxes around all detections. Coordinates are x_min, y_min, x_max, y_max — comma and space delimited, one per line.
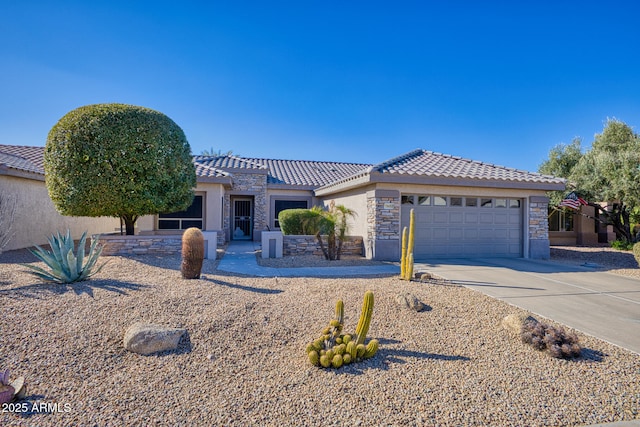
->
400, 226, 408, 279
355, 291, 374, 345
335, 299, 344, 325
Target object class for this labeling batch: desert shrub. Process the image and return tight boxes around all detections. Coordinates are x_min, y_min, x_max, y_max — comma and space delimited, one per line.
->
521, 319, 581, 359
278, 208, 322, 235
611, 239, 634, 251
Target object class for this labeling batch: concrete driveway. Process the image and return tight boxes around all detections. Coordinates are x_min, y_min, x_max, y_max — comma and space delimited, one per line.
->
415, 258, 640, 355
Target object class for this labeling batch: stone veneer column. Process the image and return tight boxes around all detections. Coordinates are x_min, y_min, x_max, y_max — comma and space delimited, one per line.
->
528, 195, 551, 259
366, 189, 400, 261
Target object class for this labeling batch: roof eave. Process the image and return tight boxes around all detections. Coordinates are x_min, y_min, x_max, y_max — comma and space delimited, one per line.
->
0, 167, 45, 182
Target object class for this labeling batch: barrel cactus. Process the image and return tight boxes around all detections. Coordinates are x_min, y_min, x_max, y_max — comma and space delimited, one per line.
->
304, 291, 379, 369
181, 227, 204, 279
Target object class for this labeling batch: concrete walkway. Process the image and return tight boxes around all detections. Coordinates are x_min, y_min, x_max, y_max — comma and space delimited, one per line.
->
216, 241, 399, 277
417, 257, 640, 355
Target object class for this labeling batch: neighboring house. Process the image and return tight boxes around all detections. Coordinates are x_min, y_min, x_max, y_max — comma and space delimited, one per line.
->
0, 145, 120, 251
549, 204, 616, 246
0, 144, 565, 260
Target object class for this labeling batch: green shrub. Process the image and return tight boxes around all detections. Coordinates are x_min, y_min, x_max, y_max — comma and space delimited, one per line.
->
611, 239, 634, 251
23, 230, 106, 284
45, 103, 196, 235
278, 208, 323, 235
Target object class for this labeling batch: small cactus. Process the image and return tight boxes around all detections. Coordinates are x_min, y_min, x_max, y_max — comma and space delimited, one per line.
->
364, 339, 379, 359
305, 291, 379, 368
400, 209, 415, 280
355, 291, 374, 345
181, 227, 205, 279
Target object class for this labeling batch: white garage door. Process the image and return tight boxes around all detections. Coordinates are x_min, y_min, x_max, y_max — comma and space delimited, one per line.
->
400, 195, 523, 259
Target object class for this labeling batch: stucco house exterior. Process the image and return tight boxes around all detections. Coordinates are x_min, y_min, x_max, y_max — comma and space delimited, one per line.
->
0, 144, 565, 259
0, 145, 120, 252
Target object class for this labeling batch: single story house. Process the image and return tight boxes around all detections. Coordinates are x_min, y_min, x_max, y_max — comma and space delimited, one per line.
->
0, 144, 565, 259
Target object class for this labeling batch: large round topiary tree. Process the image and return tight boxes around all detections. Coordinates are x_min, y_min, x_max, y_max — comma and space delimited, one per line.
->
45, 103, 197, 235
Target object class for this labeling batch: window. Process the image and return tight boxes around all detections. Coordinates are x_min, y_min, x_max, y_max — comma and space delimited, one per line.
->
495, 198, 507, 208
158, 195, 204, 230
450, 197, 463, 207
433, 196, 447, 206
509, 199, 521, 208
466, 198, 478, 207
481, 198, 492, 208
549, 208, 574, 231
274, 200, 308, 228
418, 196, 431, 206
401, 195, 414, 205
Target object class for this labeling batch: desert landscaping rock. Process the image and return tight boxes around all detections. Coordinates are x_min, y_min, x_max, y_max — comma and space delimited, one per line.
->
501, 313, 538, 335
123, 322, 187, 355
1, 247, 639, 426
395, 292, 426, 312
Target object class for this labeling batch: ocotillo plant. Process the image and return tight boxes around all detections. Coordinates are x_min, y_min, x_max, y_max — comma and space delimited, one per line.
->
401, 208, 415, 280
181, 227, 204, 279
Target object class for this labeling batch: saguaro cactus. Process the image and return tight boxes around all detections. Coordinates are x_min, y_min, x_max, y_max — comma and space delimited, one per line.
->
181, 227, 204, 279
401, 208, 415, 280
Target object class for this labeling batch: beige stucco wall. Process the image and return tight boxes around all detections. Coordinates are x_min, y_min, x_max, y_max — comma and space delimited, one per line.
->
0, 175, 120, 252
318, 186, 371, 251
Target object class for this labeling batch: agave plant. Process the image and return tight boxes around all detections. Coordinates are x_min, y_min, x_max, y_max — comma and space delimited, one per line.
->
23, 230, 106, 284
0, 368, 26, 404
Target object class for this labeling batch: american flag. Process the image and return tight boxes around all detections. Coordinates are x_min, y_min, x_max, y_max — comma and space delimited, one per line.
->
559, 192, 588, 210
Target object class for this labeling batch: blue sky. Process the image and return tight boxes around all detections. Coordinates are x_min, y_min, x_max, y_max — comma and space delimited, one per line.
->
2, 1, 639, 172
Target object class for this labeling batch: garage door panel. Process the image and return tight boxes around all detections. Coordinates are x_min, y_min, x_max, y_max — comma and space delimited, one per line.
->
402, 196, 523, 259
479, 213, 494, 224
450, 213, 463, 223
494, 213, 508, 224
433, 213, 448, 223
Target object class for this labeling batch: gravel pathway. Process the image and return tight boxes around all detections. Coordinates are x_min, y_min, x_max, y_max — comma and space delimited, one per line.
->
0, 248, 638, 426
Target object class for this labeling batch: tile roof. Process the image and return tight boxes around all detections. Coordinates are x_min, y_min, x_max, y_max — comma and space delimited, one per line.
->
371, 149, 564, 184
194, 155, 369, 187
0, 145, 564, 191
0, 145, 45, 175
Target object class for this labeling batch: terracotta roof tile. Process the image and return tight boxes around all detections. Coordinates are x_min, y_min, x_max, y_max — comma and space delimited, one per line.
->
194, 155, 369, 187
0, 145, 45, 174
372, 149, 563, 184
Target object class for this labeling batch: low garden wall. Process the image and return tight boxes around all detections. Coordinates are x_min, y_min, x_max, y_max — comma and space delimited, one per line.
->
98, 234, 182, 256
283, 235, 364, 257
97, 232, 219, 258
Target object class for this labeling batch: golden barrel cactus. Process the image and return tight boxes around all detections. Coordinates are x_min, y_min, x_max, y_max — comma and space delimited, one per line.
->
181, 227, 204, 279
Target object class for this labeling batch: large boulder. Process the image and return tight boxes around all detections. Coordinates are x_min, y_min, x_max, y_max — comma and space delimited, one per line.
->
123, 323, 187, 355
395, 292, 426, 312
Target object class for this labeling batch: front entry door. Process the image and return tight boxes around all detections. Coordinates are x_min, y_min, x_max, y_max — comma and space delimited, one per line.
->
232, 198, 253, 240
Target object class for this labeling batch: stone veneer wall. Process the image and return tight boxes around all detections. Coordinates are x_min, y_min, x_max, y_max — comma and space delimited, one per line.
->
282, 235, 364, 257
366, 190, 400, 260
528, 196, 551, 259
99, 235, 183, 256
223, 172, 268, 242
98, 233, 222, 256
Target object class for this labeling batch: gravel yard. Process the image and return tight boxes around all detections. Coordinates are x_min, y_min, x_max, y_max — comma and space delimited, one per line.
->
1, 247, 639, 426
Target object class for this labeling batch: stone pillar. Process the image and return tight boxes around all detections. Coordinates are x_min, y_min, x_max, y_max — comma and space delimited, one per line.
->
529, 196, 550, 259
366, 189, 400, 261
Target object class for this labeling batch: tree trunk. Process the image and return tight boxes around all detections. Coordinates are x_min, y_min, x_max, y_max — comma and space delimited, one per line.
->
315, 232, 330, 260
121, 214, 138, 236
328, 233, 336, 260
